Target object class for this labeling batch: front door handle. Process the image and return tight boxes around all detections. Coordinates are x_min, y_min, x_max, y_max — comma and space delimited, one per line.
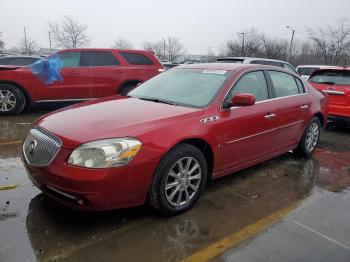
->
300, 105, 309, 110
265, 113, 276, 120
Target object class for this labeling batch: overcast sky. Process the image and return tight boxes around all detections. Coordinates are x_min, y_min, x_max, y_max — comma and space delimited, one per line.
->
1, 0, 349, 54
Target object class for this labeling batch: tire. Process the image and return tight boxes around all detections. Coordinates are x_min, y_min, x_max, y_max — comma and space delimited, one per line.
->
0, 84, 26, 115
118, 82, 138, 95
295, 117, 321, 157
148, 143, 208, 216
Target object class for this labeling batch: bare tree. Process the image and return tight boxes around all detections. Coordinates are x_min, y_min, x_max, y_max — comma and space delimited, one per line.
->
49, 16, 90, 48
18, 38, 38, 55
143, 37, 184, 61
112, 38, 133, 49
143, 40, 165, 59
0, 31, 4, 49
226, 28, 263, 57
167, 37, 184, 61
308, 18, 350, 65
260, 34, 289, 60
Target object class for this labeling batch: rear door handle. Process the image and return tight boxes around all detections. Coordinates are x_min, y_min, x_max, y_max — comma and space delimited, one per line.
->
265, 113, 276, 120
300, 105, 309, 110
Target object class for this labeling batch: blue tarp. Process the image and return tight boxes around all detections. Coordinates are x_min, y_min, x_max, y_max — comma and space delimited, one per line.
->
28, 54, 63, 84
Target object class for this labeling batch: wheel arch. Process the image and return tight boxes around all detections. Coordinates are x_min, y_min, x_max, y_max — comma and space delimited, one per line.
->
117, 80, 143, 94
314, 112, 325, 127
173, 138, 215, 182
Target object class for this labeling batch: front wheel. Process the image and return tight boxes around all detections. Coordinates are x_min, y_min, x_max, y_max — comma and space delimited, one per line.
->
295, 117, 321, 157
148, 144, 208, 216
0, 84, 26, 115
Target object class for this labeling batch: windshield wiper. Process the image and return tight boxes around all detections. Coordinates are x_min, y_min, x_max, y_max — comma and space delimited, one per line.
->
137, 97, 180, 106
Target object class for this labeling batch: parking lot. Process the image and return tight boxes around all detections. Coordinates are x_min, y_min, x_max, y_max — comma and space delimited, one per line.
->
0, 112, 349, 261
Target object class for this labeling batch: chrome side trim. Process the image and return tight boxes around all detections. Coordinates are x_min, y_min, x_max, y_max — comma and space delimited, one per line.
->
322, 90, 345, 95
35, 98, 97, 103
226, 128, 276, 144
226, 120, 304, 144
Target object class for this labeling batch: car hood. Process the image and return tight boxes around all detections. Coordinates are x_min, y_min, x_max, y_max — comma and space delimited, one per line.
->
36, 96, 204, 149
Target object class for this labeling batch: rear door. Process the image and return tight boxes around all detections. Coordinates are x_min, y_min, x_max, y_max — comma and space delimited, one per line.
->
77, 51, 125, 98
218, 70, 280, 171
119, 51, 160, 82
267, 70, 309, 150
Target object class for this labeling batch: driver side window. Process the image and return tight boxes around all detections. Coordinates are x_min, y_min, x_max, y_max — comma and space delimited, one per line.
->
226, 71, 269, 102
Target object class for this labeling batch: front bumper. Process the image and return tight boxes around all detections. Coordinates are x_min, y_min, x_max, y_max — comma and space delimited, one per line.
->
23, 147, 158, 211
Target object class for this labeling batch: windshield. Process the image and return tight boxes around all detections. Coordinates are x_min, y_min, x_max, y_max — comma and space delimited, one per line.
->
129, 68, 232, 108
309, 70, 350, 86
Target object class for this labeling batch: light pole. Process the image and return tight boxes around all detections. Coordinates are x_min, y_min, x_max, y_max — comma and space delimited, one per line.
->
49, 31, 52, 54
286, 26, 295, 61
23, 26, 28, 55
240, 32, 245, 56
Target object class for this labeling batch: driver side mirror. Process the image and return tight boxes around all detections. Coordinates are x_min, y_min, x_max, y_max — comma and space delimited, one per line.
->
225, 93, 256, 108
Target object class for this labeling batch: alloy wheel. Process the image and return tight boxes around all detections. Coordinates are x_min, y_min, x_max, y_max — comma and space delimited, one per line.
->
164, 157, 202, 207
0, 90, 17, 112
305, 122, 319, 152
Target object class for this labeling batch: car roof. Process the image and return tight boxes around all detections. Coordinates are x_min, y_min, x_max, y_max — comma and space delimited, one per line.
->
297, 65, 343, 69
175, 63, 297, 74
0, 55, 40, 59
60, 48, 152, 53
216, 57, 291, 64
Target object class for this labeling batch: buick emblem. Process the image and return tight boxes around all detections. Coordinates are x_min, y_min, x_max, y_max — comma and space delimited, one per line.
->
28, 140, 37, 155
327, 86, 335, 91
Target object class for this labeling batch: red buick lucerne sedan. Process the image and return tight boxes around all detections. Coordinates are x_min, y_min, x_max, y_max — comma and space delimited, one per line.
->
22, 63, 327, 215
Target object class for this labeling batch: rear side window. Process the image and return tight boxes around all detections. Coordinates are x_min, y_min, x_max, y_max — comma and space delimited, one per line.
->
80, 51, 119, 66
264, 61, 283, 67
216, 58, 244, 63
309, 70, 350, 86
0, 58, 9, 65
250, 60, 266, 65
297, 67, 319, 76
120, 52, 153, 65
269, 71, 300, 97
59, 52, 81, 68
227, 71, 269, 102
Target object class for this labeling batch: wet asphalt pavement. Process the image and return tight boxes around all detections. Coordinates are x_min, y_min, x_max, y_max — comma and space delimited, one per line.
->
0, 113, 349, 262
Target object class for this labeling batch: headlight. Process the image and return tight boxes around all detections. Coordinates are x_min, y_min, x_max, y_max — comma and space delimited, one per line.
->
68, 138, 142, 168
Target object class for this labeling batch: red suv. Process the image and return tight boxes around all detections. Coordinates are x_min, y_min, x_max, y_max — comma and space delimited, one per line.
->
308, 67, 350, 125
0, 48, 163, 115
22, 64, 327, 215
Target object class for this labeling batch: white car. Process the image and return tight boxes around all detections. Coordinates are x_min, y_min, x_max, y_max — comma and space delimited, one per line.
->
216, 57, 297, 74
296, 65, 342, 80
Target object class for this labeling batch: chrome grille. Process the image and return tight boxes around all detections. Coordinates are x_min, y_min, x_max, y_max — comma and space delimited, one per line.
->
23, 128, 62, 166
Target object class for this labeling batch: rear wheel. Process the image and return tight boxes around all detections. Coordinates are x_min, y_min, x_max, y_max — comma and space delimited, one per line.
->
0, 84, 26, 115
148, 144, 208, 216
295, 117, 321, 157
